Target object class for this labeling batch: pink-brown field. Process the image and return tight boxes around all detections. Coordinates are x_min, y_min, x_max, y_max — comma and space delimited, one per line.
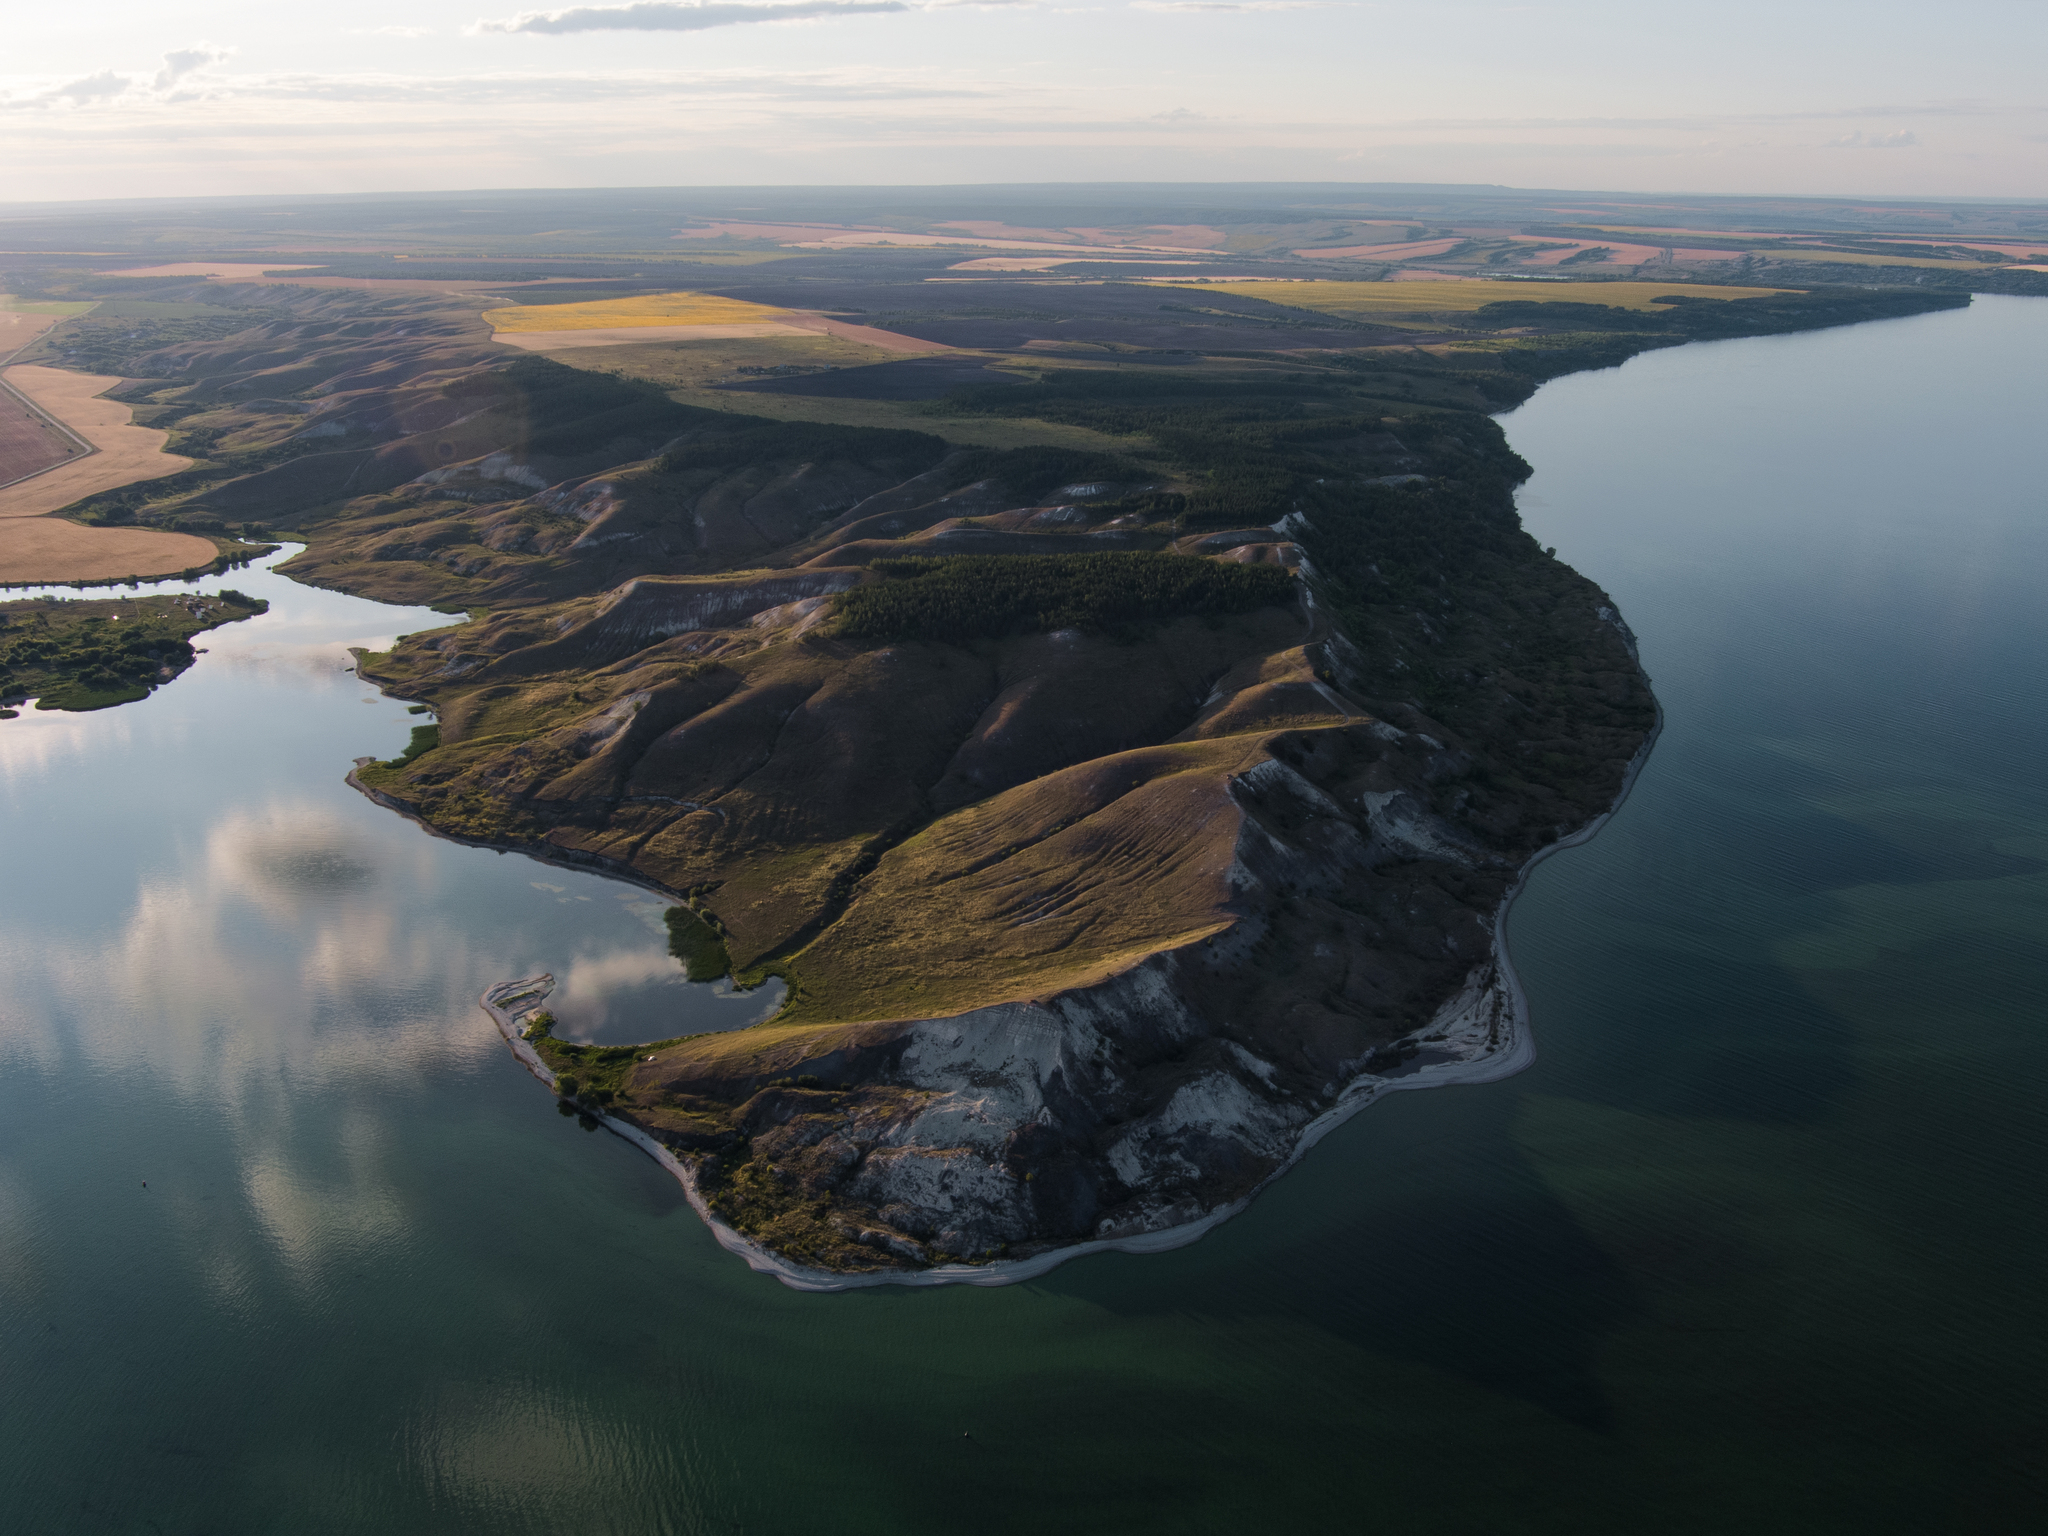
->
1514, 239, 1748, 266
0, 389, 78, 488
939, 221, 1225, 251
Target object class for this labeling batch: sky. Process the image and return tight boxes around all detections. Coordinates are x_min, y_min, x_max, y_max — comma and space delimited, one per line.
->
2, 2, 2043, 203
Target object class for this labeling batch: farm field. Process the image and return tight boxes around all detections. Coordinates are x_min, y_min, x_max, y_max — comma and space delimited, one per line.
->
94, 262, 322, 279
0, 515, 218, 586
0, 368, 194, 520
482, 290, 789, 332
2, 308, 60, 365
1172, 278, 1800, 315
1764, 249, 1998, 270
520, 329, 911, 390
493, 322, 798, 351
0, 367, 212, 584
0, 381, 79, 487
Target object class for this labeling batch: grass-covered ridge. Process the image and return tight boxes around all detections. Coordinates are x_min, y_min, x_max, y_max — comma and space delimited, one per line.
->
831, 552, 1298, 644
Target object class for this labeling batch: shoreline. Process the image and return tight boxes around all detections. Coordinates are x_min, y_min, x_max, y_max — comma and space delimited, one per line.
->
465, 691, 1667, 1293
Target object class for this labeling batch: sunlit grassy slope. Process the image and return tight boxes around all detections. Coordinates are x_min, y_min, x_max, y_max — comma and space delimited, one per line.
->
484, 290, 790, 332
1170, 279, 1797, 316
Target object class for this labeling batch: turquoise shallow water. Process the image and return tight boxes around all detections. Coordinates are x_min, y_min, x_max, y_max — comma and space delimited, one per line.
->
2, 298, 2043, 1532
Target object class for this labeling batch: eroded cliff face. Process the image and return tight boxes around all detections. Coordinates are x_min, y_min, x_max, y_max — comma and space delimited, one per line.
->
667, 718, 1546, 1269
477, 720, 1545, 1275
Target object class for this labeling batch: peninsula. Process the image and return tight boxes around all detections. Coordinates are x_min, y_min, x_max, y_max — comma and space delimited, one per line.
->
0, 185, 2000, 1279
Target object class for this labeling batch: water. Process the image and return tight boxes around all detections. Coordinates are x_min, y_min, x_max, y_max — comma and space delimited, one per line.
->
3, 299, 2043, 1531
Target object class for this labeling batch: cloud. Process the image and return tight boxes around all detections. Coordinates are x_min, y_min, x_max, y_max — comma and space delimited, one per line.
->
1132, 1, 1339, 11
1827, 129, 1921, 149
46, 70, 132, 104
1, 63, 999, 117
154, 45, 234, 91
1, 46, 235, 110
474, 1, 910, 34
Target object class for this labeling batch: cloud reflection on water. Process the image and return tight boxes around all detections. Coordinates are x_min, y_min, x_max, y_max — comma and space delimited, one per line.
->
0, 543, 787, 1305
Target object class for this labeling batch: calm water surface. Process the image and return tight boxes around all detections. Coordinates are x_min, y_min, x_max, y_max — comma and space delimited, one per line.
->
3, 298, 2043, 1532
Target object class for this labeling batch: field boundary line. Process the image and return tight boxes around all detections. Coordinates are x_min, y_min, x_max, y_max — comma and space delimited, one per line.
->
0, 304, 104, 493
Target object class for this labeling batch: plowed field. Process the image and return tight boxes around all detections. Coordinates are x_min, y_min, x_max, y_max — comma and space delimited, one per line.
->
0, 387, 77, 488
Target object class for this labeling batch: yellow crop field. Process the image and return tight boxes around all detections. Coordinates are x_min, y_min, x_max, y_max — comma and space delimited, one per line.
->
1163, 279, 1799, 317
483, 290, 789, 332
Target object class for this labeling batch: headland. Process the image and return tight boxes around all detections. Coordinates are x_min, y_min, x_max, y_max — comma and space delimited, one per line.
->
0, 184, 2001, 1278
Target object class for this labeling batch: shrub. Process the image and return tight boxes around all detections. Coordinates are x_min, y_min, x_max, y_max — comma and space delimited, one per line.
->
832, 552, 1296, 645
665, 906, 731, 982
943, 445, 1143, 500
387, 724, 439, 767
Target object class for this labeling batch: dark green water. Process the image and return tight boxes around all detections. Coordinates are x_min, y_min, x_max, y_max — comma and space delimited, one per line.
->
3, 297, 2043, 1532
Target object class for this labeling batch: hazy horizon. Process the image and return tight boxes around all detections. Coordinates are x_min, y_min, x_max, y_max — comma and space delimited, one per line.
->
4, 2, 2042, 204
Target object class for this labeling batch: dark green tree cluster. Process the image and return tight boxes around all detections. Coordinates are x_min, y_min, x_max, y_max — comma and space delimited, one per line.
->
664, 905, 732, 982
943, 445, 1145, 499
933, 368, 1528, 529
832, 552, 1297, 644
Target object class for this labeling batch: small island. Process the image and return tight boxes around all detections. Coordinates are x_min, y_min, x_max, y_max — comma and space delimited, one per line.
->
0, 588, 267, 715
